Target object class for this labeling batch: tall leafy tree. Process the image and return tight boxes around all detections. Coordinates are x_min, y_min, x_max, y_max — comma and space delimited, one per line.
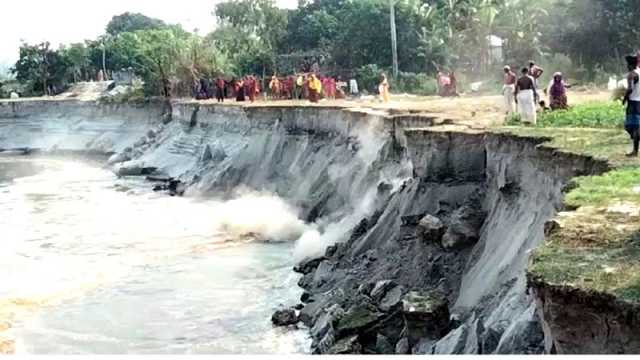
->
12, 42, 69, 95
545, 0, 631, 77
131, 28, 188, 97
212, 0, 288, 74
106, 12, 168, 36
60, 43, 91, 82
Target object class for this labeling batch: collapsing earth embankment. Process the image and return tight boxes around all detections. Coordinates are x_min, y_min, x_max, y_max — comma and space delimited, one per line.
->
0, 99, 617, 354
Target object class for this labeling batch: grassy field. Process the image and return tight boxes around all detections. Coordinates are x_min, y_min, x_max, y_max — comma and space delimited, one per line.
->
529, 166, 640, 302
498, 100, 640, 303
496, 127, 634, 167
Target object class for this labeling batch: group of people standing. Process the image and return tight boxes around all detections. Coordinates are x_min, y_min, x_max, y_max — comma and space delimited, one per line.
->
268, 73, 351, 102
502, 61, 569, 125
194, 76, 261, 103
194, 73, 362, 104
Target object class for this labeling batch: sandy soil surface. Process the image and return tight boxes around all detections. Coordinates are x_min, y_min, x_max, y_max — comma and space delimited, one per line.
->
4, 83, 611, 128
190, 90, 611, 128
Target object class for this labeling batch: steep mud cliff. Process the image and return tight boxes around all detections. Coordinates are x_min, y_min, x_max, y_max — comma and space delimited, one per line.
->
0, 99, 614, 354
292, 130, 608, 354
0, 100, 169, 154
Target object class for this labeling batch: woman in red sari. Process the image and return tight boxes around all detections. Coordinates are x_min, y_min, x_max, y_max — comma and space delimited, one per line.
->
321, 77, 330, 99
234, 78, 245, 102
254, 76, 261, 100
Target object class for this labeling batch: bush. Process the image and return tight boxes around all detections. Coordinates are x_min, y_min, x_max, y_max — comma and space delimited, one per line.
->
99, 86, 146, 104
355, 64, 385, 94
0, 79, 27, 98
392, 72, 437, 96
355, 66, 438, 96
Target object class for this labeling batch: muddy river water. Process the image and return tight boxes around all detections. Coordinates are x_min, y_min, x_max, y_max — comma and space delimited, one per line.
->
0, 155, 309, 354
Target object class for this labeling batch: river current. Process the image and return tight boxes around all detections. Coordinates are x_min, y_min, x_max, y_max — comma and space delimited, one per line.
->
0, 155, 310, 354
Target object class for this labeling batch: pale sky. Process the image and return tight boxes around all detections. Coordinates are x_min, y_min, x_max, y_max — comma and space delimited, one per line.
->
0, 0, 298, 67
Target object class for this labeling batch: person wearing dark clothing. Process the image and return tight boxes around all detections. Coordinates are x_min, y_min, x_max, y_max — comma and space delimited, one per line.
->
197, 78, 210, 100
624, 55, 640, 157
548, 72, 569, 111
215, 78, 225, 103
235, 79, 246, 102
515, 68, 538, 125
199, 78, 207, 95
192, 79, 200, 99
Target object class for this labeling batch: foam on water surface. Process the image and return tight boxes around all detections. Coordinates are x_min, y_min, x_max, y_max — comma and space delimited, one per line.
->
0, 156, 310, 354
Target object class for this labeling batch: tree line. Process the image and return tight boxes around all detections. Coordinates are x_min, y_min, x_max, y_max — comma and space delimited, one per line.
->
5, 0, 638, 98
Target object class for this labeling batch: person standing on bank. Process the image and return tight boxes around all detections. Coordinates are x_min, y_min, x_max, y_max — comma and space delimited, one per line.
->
547, 72, 569, 111
215, 77, 225, 103
515, 67, 538, 125
235, 78, 245, 102
624, 55, 640, 157
295, 74, 304, 100
308, 73, 322, 103
528, 61, 544, 90
379, 73, 390, 103
502, 66, 517, 115
349, 78, 359, 96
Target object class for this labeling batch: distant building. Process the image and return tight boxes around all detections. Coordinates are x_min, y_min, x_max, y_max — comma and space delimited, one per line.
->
487, 35, 504, 65
112, 68, 138, 86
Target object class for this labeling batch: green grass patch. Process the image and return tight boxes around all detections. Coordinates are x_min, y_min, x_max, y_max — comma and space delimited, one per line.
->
565, 168, 640, 208
506, 101, 625, 128
494, 127, 636, 167
499, 100, 640, 303
529, 167, 640, 303
538, 102, 624, 128
531, 240, 640, 302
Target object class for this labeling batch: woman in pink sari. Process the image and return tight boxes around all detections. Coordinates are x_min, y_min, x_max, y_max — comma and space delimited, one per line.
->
328, 77, 336, 99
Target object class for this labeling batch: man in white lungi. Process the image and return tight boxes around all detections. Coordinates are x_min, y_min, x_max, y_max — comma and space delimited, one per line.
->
349, 78, 359, 96
515, 67, 538, 125
502, 66, 517, 115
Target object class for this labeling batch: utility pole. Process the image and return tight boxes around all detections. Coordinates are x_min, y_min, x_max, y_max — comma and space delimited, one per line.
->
389, 0, 399, 79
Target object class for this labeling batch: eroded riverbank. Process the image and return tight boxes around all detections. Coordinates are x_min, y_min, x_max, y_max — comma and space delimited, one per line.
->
0, 98, 636, 354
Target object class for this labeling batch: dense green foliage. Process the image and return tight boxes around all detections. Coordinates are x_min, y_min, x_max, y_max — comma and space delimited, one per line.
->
546, 0, 637, 78
11, 16, 232, 97
8, 0, 639, 98
12, 42, 70, 96
207, 0, 286, 76
106, 12, 168, 36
